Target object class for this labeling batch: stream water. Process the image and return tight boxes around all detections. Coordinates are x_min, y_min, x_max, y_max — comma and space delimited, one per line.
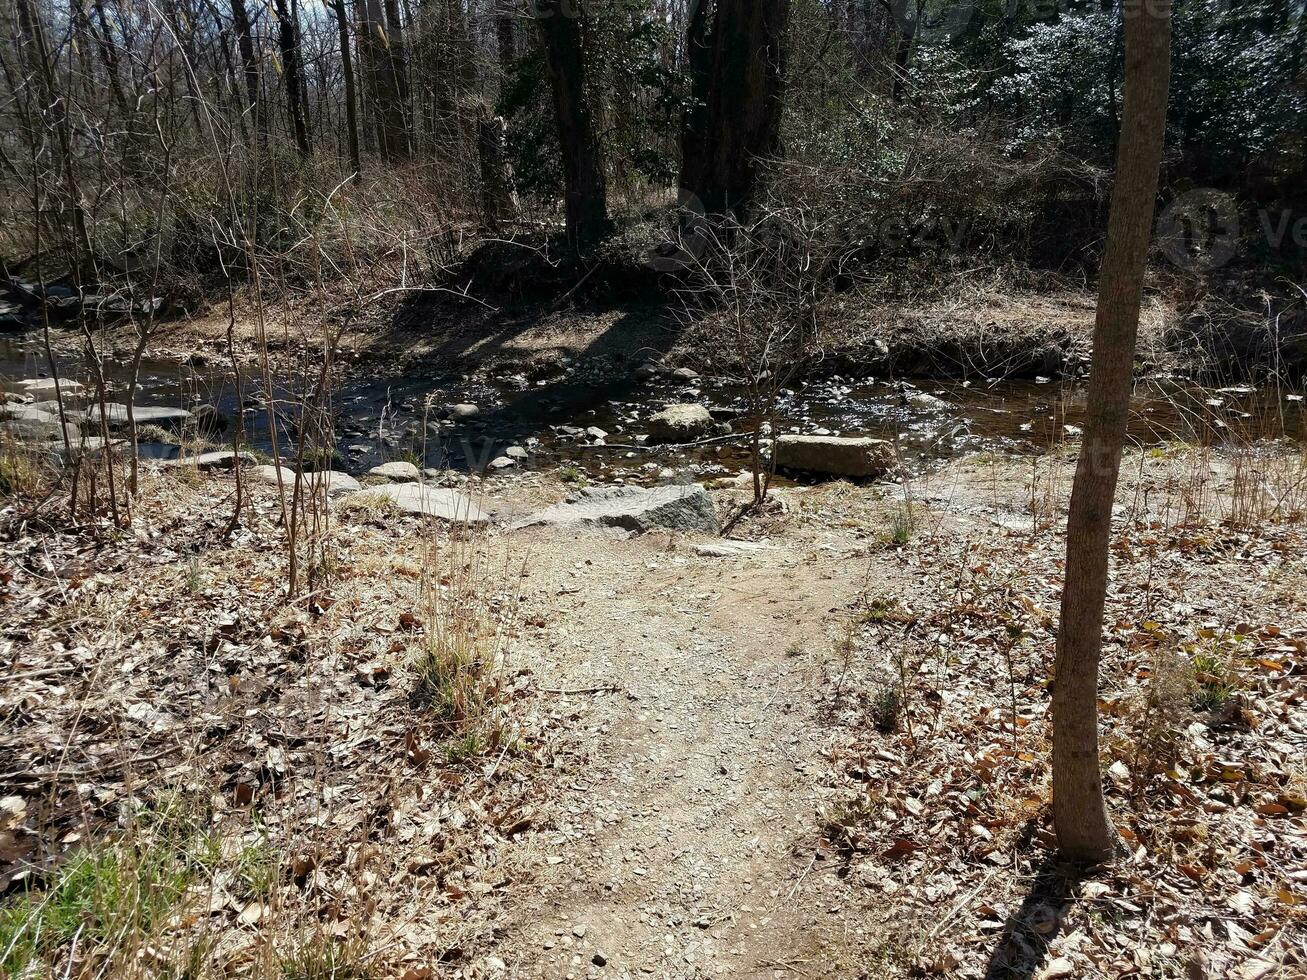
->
2, 333, 1303, 483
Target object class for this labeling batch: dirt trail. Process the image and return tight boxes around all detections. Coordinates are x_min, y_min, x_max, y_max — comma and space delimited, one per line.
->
502, 531, 872, 978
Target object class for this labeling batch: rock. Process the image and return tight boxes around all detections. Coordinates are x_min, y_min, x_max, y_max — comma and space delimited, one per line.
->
773, 434, 894, 478
368, 460, 421, 481
634, 363, 660, 382
192, 404, 229, 433
487, 456, 516, 470
17, 378, 84, 397
511, 485, 720, 535
84, 403, 193, 428
592, 952, 607, 967
160, 450, 256, 471
250, 464, 297, 485
448, 403, 481, 420
317, 471, 361, 494
1, 406, 58, 424
708, 406, 744, 421
2, 418, 79, 444
671, 366, 700, 381
693, 540, 776, 558
347, 483, 488, 523
505, 445, 529, 460
585, 426, 608, 441
647, 404, 712, 444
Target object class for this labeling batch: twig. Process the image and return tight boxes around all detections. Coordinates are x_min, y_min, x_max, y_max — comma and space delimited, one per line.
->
540, 685, 623, 696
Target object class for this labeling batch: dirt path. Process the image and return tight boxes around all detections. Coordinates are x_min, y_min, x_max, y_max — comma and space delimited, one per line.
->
500, 531, 873, 978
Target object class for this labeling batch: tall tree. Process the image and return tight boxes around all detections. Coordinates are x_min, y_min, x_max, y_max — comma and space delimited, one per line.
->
679, 0, 791, 219
230, 0, 264, 140
327, 0, 362, 176
535, 0, 610, 249
356, 0, 409, 160
1052, 0, 1172, 863
272, 0, 312, 156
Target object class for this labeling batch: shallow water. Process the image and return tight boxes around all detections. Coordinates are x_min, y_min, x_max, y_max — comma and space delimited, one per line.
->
2, 333, 1302, 482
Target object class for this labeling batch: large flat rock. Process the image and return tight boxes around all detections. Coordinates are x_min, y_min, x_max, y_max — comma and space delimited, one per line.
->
159, 450, 255, 471
774, 435, 894, 479
511, 485, 720, 536
85, 403, 193, 428
347, 483, 488, 523
252, 467, 362, 496
16, 378, 84, 397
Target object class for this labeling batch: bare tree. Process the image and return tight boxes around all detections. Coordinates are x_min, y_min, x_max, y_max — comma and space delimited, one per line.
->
327, 0, 362, 175
273, 0, 313, 157
1052, 0, 1171, 863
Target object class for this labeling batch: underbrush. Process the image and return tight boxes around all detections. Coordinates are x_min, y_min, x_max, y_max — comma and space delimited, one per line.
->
819, 446, 1307, 977
1, 475, 548, 977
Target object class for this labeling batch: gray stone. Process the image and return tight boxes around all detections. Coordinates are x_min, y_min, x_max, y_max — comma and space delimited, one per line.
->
487, 456, 516, 470
773, 435, 894, 478
647, 404, 712, 444
17, 378, 84, 397
505, 445, 529, 460
693, 540, 776, 558
511, 485, 720, 536
160, 450, 256, 471
585, 426, 609, 441
348, 483, 488, 523
368, 460, 421, 481
2, 418, 79, 444
671, 366, 700, 381
448, 403, 481, 420
85, 403, 193, 428
1, 406, 58, 424
317, 471, 361, 494
250, 464, 297, 485
634, 363, 660, 382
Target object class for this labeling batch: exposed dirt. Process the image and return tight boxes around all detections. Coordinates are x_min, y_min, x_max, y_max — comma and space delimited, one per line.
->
499, 528, 870, 977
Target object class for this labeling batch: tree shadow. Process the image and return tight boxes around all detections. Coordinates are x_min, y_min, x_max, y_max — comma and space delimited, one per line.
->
982, 853, 1080, 980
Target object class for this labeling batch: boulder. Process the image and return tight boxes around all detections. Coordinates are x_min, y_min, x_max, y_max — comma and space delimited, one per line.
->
487, 456, 516, 470
317, 471, 361, 494
773, 435, 894, 479
647, 404, 712, 444
368, 460, 421, 481
250, 464, 297, 485
347, 483, 488, 523
85, 403, 193, 428
160, 450, 256, 471
1, 406, 58, 424
2, 418, 79, 444
511, 485, 720, 536
671, 366, 700, 381
448, 403, 481, 421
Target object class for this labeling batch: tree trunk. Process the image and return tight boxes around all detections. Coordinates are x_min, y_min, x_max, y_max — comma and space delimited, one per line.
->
357, 0, 409, 160
273, 0, 312, 157
679, 0, 791, 219
478, 110, 518, 229
1052, 0, 1171, 865
329, 0, 362, 176
230, 0, 263, 140
535, 0, 610, 250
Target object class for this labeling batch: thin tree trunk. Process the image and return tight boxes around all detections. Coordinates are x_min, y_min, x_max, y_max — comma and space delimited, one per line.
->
231, 0, 263, 140
357, 0, 409, 160
329, 0, 362, 176
1052, 0, 1171, 865
535, 0, 610, 249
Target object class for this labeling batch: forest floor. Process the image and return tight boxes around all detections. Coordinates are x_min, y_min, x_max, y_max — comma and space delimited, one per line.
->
3, 441, 1306, 978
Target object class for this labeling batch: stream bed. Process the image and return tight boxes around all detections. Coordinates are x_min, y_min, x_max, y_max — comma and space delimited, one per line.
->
3, 333, 1303, 483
